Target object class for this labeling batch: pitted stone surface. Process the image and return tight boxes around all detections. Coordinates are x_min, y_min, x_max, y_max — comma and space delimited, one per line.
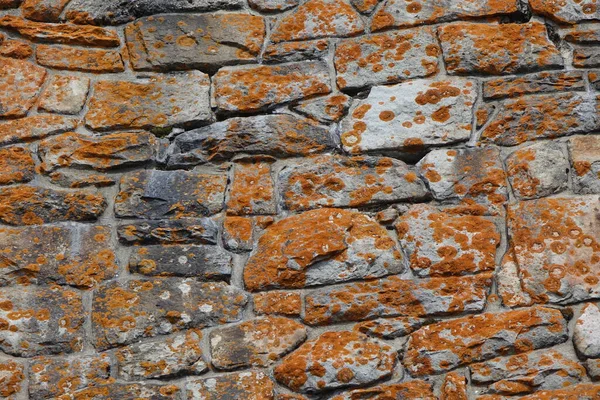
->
35, 44, 124, 72
0, 57, 46, 118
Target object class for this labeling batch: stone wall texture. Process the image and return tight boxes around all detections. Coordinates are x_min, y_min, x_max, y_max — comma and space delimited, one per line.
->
0, 0, 600, 398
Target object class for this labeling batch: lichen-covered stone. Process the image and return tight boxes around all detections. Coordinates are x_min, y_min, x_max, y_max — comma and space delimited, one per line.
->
569, 135, 600, 194
47, 170, 117, 189
38, 75, 90, 114
574, 303, 600, 358
483, 71, 586, 100
330, 380, 435, 399
404, 306, 568, 376
57, 383, 181, 399
0, 38, 33, 58
167, 114, 334, 167
334, 27, 439, 90
249, 0, 298, 11
304, 273, 491, 325
354, 316, 426, 339
263, 40, 329, 64
85, 72, 211, 131
125, 13, 265, 72
496, 249, 533, 308
0, 56, 46, 118
222, 216, 255, 252
562, 26, 600, 43
484, 384, 600, 399
0, 285, 84, 357
129, 244, 231, 279
278, 154, 429, 211
0, 185, 106, 225
186, 370, 274, 400
0, 115, 77, 146
0, 224, 117, 287
270, 0, 364, 43
253, 291, 302, 317
574, 48, 600, 68
505, 142, 569, 200
210, 317, 307, 370
0, 146, 35, 185
340, 77, 476, 155
92, 278, 247, 350
395, 204, 500, 277
227, 160, 276, 215
118, 218, 218, 245
530, 0, 600, 24
212, 62, 331, 112
0, 0, 20, 8
244, 208, 405, 291
36, 44, 124, 72
116, 330, 207, 380
115, 170, 227, 219
585, 358, 600, 380
0, 360, 24, 398
441, 372, 468, 400
292, 93, 351, 123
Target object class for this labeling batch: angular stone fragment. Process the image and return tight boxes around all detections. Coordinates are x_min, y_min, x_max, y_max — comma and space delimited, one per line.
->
0, 285, 84, 357
438, 22, 563, 75
417, 147, 508, 215
249, 0, 298, 11
186, 370, 274, 400
354, 316, 426, 339
483, 71, 586, 100
292, 93, 351, 123
0, 15, 120, 46
481, 92, 600, 146
222, 216, 255, 252
38, 75, 89, 114
496, 249, 533, 308
334, 27, 439, 90
263, 40, 329, 64
0, 57, 46, 118
506, 142, 569, 200
275, 331, 395, 393
470, 349, 586, 395
212, 62, 331, 112
92, 278, 247, 350
0, 360, 24, 398
530, 0, 600, 24
0, 224, 117, 287
350, 0, 381, 14
330, 380, 435, 400
0, 185, 106, 225
36, 44, 124, 72
85, 72, 211, 131
125, 14, 265, 72
29, 354, 111, 399
569, 135, 600, 194
0, 146, 34, 185
304, 273, 491, 325
210, 317, 306, 370
253, 291, 301, 317
0, 115, 77, 146
47, 170, 117, 189
21, 0, 71, 22
574, 48, 600, 68
118, 218, 218, 245
62, 383, 181, 399
441, 372, 468, 400
340, 78, 476, 155
167, 114, 333, 167
227, 160, 276, 215
585, 358, 600, 380
244, 208, 405, 291
574, 303, 600, 358
562, 27, 600, 44
279, 154, 428, 210
404, 306, 568, 376
116, 330, 207, 380
115, 170, 226, 219
372, 0, 522, 30
0, 38, 33, 59
507, 196, 600, 305
270, 0, 364, 43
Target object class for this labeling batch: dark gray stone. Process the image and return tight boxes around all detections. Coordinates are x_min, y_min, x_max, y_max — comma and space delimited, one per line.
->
117, 218, 218, 245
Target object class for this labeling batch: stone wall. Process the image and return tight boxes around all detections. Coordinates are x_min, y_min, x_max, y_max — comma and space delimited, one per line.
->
0, 0, 600, 398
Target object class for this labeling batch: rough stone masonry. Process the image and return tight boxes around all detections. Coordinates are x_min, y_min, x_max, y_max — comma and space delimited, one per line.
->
1, 0, 600, 398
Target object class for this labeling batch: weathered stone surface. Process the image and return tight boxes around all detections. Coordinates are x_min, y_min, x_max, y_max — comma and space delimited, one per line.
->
438, 22, 563, 75
129, 244, 231, 279
417, 148, 508, 215
395, 205, 500, 277
249, 0, 298, 11
292, 93, 351, 123
569, 135, 600, 194
585, 358, 600, 380
167, 114, 334, 167
334, 27, 439, 90
0, 57, 46, 118
29, 354, 111, 399
186, 370, 274, 400
85, 72, 211, 131
0, 285, 84, 357
574, 48, 600, 68
0, 115, 77, 146
340, 78, 476, 155
506, 142, 569, 200
115, 170, 226, 219
372, 0, 522, 30
441, 372, 468, 400
574, 303, 600, 358
92, 278, 247, 350
562, 27, 600, 43
0, 146, 35, 185
0, 38, 33, 58
36, 44, 124, 72
270, 0, 364, 43
481, 92, 600, 146
59, 383, 181, 399
275, 331, 395, 393
304, 273, 491, 325
222, 215, 255, 252
47, 170, 117, 189
244, 208, 405, 291
227, 160, 276, 215
330, 380, 435, 400
0, 185, 106, 225
38, 75, 89, 114
116, 330, 207, 380
118, 218, 218, 245
497, 249, 533, 308
506, 196, 600, 305
212, 62, 331, 112
483, 71, 586, 100
21, 0, 70, 22
0, 15, 120, 46
0, 0, 20, 8
125, 14, 265, 72
0, 224, 117, 287
470, 349, 586, 395
0, 360, 24, 398
530, 0, 600, 24
404, 306, 568, 376
65, 0, 244, 25
263, 39, 329, 64
354, 316, 426, 339
350, 0, 381, 14
210, 317, 306, 370
253, 291, 301, 317
279, 154, 428, 211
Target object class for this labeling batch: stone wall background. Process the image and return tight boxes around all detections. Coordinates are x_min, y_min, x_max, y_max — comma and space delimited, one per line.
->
0, 0, 600, 398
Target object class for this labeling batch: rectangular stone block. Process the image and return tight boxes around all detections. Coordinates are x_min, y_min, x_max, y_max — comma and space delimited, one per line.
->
483, 71, 585, 100
118, 219, 218, 245
569, 135, 600, 194
36, 44, 124, 72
